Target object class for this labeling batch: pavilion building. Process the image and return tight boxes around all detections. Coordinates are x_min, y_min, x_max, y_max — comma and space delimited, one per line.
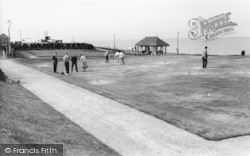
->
135, 36, 169, 55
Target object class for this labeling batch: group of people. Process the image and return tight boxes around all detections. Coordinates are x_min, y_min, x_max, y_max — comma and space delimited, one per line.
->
104, 48, 208, 68
52, 53, 88, 75
52, 50, 126, 75
51, 47, 208, 75
104, 50, 126, 65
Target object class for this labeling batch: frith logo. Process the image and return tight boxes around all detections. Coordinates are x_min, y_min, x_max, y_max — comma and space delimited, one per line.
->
188, 12, 237, 40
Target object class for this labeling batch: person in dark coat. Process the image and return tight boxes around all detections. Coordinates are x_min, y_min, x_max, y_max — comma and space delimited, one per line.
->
104, 51, 109, 63
202, 46, 208, 68
71, 54, 78, 72
52, 52, 58, 73
241, 50, 245, 56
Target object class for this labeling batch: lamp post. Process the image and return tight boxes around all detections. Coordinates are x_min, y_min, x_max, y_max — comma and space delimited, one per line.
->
177, 32, 180, 54
114, 34, 116, 51
7, 19, 12, 55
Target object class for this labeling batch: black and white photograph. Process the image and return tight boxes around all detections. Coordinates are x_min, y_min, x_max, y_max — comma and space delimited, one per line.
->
0, 0, 250, 155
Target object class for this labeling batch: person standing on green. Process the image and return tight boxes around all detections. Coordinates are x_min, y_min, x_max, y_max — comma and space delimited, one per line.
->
80, 54, 88, 72
202, 46, 208, 68
119, 51, 125, 65
52, 52, 58, 73
114, 51, 120, 62
71, 54, 78, 72
63, 53, 70, 75
104, 50, 109, 63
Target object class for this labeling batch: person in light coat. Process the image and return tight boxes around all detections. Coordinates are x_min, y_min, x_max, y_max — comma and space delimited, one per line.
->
114, 51, 120, 62
63, 53, 70, 74
80, 54, 88, 72
119, 51, 125, 65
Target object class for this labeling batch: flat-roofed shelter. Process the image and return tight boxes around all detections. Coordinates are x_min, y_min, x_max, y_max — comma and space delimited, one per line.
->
135, 37, 169, 55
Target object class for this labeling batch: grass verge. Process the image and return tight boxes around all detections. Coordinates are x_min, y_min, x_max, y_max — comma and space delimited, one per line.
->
0, 81, 120, 156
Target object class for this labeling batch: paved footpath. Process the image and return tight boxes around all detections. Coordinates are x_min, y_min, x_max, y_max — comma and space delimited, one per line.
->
1, 59, 250, 156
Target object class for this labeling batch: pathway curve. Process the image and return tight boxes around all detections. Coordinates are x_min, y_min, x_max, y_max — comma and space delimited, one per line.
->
1, 59, 250, 156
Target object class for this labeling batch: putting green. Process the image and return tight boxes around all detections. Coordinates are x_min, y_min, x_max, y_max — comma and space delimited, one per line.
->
15, 50, 250, 140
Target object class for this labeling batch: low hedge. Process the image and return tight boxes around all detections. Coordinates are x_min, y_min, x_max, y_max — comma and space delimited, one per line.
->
0, 69, 7, 82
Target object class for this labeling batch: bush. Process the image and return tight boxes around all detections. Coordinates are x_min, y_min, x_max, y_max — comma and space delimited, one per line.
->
11, 42, 95, 52
0, 69, 8, 82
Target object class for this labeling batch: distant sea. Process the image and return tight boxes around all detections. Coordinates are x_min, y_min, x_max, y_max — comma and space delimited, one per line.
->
89, 37, 250, 55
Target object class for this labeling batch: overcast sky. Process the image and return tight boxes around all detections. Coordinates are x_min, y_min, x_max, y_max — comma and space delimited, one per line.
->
0, 0, 250, 43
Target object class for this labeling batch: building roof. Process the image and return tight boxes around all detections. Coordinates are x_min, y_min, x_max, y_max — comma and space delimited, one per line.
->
0, 33, 9, 43
135, 37, 169, 46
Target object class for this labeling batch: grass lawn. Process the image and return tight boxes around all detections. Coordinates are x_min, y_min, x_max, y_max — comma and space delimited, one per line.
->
14, 50, 250, 140
0, 81, 120, 156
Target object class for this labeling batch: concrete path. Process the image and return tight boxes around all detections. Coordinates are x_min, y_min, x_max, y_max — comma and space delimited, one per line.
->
1, 59, 250, 156
15, 51, 38, 58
